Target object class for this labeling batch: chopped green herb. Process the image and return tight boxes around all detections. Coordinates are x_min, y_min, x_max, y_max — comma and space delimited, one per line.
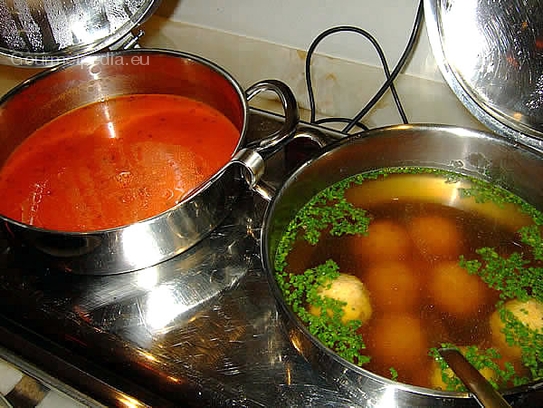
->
275, 167, 467, 272
497, 305, 543, 383
456, 174, 543, 387
389, 367, 399, 381
274, 173, 372, 273
520, 225, 543, 262
428, 345, 520, 391
276, 259, 369, 366
459, 250, 537, 302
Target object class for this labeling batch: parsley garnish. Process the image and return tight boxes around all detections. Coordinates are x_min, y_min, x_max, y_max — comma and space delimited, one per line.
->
276, 259, 369, 366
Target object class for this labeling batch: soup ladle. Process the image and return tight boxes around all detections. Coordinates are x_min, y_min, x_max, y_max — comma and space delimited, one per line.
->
438, 348, 512, 408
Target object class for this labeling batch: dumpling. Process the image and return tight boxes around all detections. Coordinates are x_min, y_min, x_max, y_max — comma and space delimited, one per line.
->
489, 298, 543, 359
409, 214, 462, 260
428, 261, 488, 317
430, 354, 497, 390
308, 273, 372, 324
351, 220, 411, 262
364, 261, 421, 312
367, 314, 428, 372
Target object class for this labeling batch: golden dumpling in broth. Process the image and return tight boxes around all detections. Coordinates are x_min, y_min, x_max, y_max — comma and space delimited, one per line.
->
308, 273, 372, 324
428, 261, 488, 318
429, 355, 497, 391
364, 261, 421, 312
368, 314, 428, 372
489, 299, 543, 360
351, 220, 411, 262
409, 214, 462, 260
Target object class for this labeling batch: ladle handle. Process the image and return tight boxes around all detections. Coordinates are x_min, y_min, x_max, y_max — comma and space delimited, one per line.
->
438, 348, 512, 408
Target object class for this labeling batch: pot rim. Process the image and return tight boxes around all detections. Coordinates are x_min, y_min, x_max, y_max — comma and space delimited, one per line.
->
0, 48, 251, 235
261, 123, 543, 400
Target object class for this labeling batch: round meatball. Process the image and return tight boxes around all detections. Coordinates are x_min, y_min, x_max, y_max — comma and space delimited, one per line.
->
409, 215, 462, 260
308, 273, 372, 324
364, 261, 421, 312
351, 220, 410, 262
489, 299, 543, 359
367, 314, 428, 372
428, 261, 488, 318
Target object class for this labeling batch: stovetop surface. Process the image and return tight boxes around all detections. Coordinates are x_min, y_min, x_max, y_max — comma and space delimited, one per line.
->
0, 109, 354, 407
2, 109, 543, 408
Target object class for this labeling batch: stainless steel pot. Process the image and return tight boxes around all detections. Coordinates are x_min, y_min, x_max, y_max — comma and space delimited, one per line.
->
0, 48, 298, 275
260, 124, 543, 407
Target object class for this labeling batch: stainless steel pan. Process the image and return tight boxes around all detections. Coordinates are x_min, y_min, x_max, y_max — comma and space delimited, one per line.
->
260, 124, 543, 407
0, 49, 298, 275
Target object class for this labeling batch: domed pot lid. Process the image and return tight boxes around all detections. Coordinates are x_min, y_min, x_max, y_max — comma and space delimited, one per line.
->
0, 0, 160, 67
425, 0, 543, 150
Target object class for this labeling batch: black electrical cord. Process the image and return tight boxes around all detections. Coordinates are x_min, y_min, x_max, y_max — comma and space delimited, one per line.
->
344, 0, 424, 134
304, 0, 424, 134
305, 25, 406, 129
314, 117, 370, 132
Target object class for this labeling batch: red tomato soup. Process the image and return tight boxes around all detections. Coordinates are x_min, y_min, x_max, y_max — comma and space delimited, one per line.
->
0, 94, 240, 231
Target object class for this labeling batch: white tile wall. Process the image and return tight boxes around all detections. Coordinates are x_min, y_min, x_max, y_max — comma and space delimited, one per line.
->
137, 16, 487, 131
154, 0, 440, 81
0, 7, 487, 133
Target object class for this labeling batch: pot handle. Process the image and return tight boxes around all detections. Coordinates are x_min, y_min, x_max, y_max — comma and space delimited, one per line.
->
231, 81, 331, 202
232, 127, 332, 203
227, 79, 299, 199
244, 79, 300, 156
230, 148, 277, 202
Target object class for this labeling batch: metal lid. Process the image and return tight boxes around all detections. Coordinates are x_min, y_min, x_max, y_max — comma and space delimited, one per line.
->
425, 0, 543, 151
0, 0, 160, 67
